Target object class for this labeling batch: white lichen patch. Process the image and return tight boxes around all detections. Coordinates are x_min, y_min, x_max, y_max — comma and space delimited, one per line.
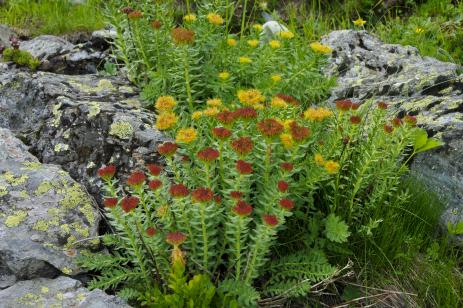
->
87, 101, 101, 118
109, 121, 134, 139
54, 143, 69, 153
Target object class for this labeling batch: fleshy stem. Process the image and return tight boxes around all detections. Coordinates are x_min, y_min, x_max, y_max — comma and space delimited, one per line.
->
200, 203, 209, 271
182, 46, 194, 113
244, 224, 270, 284
263, 141, 272, 186
234, 216, 245, 280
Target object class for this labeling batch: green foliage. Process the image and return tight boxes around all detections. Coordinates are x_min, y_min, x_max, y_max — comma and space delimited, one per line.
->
1, 48, 40, 70
325, 214, 350, 243
0, 0, 105, 36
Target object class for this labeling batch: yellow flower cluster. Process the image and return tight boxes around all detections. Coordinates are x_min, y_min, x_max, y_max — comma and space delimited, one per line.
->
204, 107, 220, 116
237, 89, 265, 106
156, 112, 178, 130
253, 24, 263, 31
314, 153, 325, 166
304, 107, 333, 121
176, 127, 197, 143
183, 14, 197, 22
270, 97, 288, 109
280, 133, 294, 149
207, 13, 224, 25
278, 31, 294, 39
206, 98, 222, 107
415, 27, 424, 34
310, 42, 332, 54
239, 56, 252, 64
271, 74, 282, 82
155, 96, 176, 111
269, 40, 281, 49
218, 71, 230, 80
227, 38, 237, 46
192, 111, 203, 120
247, 39, 259, 48
353, 17, 366, 26
314, 154, 340, 174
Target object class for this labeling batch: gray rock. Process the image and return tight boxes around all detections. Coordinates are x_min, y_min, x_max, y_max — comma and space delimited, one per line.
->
0, 68, 166, 199
0, 141, 100, 288
322, 30, 463, 240
0, 276, 131, 307
0, 24, 15, 48
0, 128, 37, 162
20, 35, 74, 60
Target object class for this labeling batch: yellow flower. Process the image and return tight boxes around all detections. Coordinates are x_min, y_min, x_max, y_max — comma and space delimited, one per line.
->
239, 56, 252, 64
206, 98, 222, 107
176, 128, 197, 143
271, 74, 282, 82
183, 14, 197, 22
192, 111, 203, 120
269, 40, 281, 49
283, 119, 295, 130
254, 104, 265, 110
156, 204, 169, 218
270, 97, 288, 108
237, 89, 265, 106
280, 133, 294, 149
253, 24, 263, 31
227, 38, 237, 46
218, 71, 230, 80
155, 96, 176, 111
304, 107, 333, 121
314, 153, 325, 166
353, 18, 366, 26
324, 160, 340, 174
278, 31, 294, 39
415, 27, 424, 34
203, 107, 220, 116
207, 13, 224, 25
247, 39, 259, 48
310, 42, 332, 54
155, 112, 178, 130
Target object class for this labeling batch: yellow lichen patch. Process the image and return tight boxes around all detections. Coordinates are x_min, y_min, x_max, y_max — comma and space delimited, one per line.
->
71, 222, 90, 237
59, 183, 96, 225
109, 121, 134, 139
77, 293, 87, 301
56, 292, 64, 300
0, 185, 7, 197
69, 79, 115, 93
87, 102, 101, 118
3, 171, 29, 186
21, 161, 42, 171
40, 287, 49, 294
33, 220, 50, 232
35, 181, 54, 195
5, 210, 28, 228
60, 223, 71, 235
54, 143, 69, 153
17, 293, 43, 305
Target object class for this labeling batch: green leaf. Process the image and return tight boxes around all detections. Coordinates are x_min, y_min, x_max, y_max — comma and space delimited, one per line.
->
325, 214, 351, 243
415, 137, 444, 153
447, 221, 463, 235
413, 128, 428, 151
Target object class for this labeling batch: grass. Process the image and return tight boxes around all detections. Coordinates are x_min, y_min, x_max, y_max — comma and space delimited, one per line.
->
0, 0, 105, 36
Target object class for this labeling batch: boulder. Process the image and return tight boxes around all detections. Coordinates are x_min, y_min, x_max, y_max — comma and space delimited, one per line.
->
322, 30, 463, 240
0, 24, 15, 48
0, 276, 131, 307
0, 67, 166, 199
0, 128, 100, 288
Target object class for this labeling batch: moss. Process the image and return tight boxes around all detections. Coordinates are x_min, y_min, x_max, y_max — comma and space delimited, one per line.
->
3, 171, 29, 186
54, 143, 69, 153
87, 102, 101, 118
0, 185, 8, 197
109, 121, 134, 139
35, 181, 54, 195
5, 210, 28, 228
21, 161, 42, 171
2, 48, 40, 70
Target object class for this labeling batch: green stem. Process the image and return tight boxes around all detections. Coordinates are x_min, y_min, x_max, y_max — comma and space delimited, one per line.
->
200, 203, 209, 271
264, 141, 272, 185
182, 47, 194, 113
244, 227, 266, 284
240, 0, 249, 38
234, 217, 244, 280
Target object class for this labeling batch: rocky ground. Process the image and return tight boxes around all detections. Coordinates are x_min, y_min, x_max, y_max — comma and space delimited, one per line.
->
0, 25, 462, 306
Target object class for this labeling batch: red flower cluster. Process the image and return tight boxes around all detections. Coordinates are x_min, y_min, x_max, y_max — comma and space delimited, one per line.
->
212, 127, 231, 140
235, 107, 258, 120
214, 195, 222, 204
146, 227, 156, 237
121, 196, 139, 213
404, 115, 417, 126
392, 118, 402, 127
151, 20, 162, 29
233, 200, 253, 217
158, 142, 178, 156
279, 198, 294, 210
216, 111, 236, 126
231, 137, 253, 156
278, 180, 289, 192
127, 171, 146, 187
289, 122, 310, 142
236, 160, 253, 174
121, 7, 134, 14
149, 179, 162, 191
383, 124, 393, 134
103, 197, 118, 208
263, 214, 278, 227
192, 187, 214, 203
351, 102, 360, 110
230, 191, 244, 199
197, 147, 220, 162
280, 162, 294, 172
128, 10, 143, 20
350, 115, 361, 125
335, 99, 353, 111
169, 183, 189, 198
166, 231, 187, 246
377, 101, 388, 110
97, 165, 116, 181
147, 164, 162, 176
257, 119, 284, 137
276, 93, 300, 106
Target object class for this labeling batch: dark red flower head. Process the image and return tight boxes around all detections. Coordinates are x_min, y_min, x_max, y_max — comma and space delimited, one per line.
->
121, 196, 139, 213
350, 115, 361, 125
279, 199, 294, 210
121, 6, 134, 14
351, 103, 360, 110
197, 147, 220, 162
191, 187, 214, 203
280, 162, 293, 172
392, 117, 402, 127
103, 197, 118, 208
233, 200, 253, 217
278, 180, 289, 192
148, 179, 162, 191
97, 165, 116, 181
158, 142, 178, 156
383, 124, 393, 134
216, 111, 236, 126
214, 195, 222, 204
169, 183, 189, 198
257, 119, 284, 137
231, 137, 253, 156
236, 160, 253, 174
127, 171, 146, 187
377, 101, 388, 110
235, 107, 258, 120
289, 122, 310, 142
151, 20, 162, 29
128, 10, 143, 20
171, 27, 195, 45
147, 164, 162, 176
335, 99, 352, 111
146, 227, 157, 237
276, 93, 300, 106
230, 191, 244, 200
212, 127, 231, 140
404, 115, 417, 126
263, 214, 278, 227
166, 231, 187, 246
